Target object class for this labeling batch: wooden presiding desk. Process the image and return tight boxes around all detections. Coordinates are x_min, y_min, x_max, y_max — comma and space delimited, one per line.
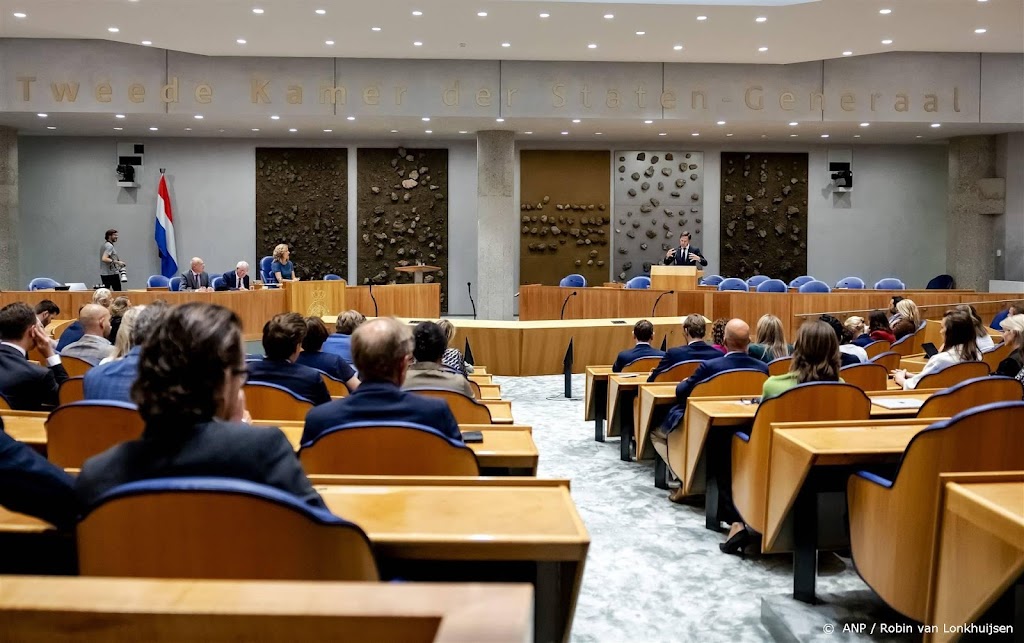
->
0, 576, 534, 643
650, 265, 702, 292
518, 284, 678, 321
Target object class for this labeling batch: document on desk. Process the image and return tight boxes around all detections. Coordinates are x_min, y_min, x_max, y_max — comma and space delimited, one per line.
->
870, 397, 924, 410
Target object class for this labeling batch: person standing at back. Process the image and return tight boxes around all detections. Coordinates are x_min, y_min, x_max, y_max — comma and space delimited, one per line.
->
99, 229, 125, 292
663, 231, 709, 267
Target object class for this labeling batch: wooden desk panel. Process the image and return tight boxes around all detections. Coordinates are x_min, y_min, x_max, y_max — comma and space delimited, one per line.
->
518, 285, 677, 321
283, 280, 346, 318
345, 284, 440, 319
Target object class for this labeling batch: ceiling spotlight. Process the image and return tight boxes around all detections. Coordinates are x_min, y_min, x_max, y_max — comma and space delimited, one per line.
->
594, 132, 603, 135
115, 114, 126, 119
696, 15, 707, 21
270, 115, 280, 120
477, 11, 487, 17
194, 115, 203, 119
501, 42, 511, 47
346, 116, 355, 121
425, 129, 433, 133
561, 131, 569, 135
315, 8, 326, 14
108, 27, 120, 33
236, 38, 247, 44
673, 44, 683, 51
635, 31, 646, 36
931, 123, 942, 128
524, 131, 534, 134
496, 118, 505, 122
821, 134, 830, 138
390, 129, 399, 133
539, 12, 550, 18
842, 51, 853, 57
252, 8, 264, 14
587, 43, 597, 49
974, 28, 987, 33
790, 134, 798, 137
149, 127, 158, 131
881, 39, 893, 44
113, 127, 123, 131
186, 128, 193, 131
323, 129, 332, 132
726, 133, 734, 137
37, 113, 47, 118
46, 126, 56, 130
644, 120, 653, 124
860, 122, 870, 127
289, 128, 297, 132
755, 16, 767, 22
412, 10, 422, 16
758, 46, 768, 52
421, 117, 430, 121
658, 132, 667, 136
691, 132, 699, 136
325, 40, 334, 45
716, 120, 726, 125
604, 13, 614, 19
854, 134, 861, 138
141, 40, 152, 45
572, 119, 581, 123
458, 130, 468, 134
916, 135, 923, 138
251, 128, 260, 131
13, 12, 26, 18
413, 41, 423, 46
371, 26, 381, 31
879, 8, 892, 14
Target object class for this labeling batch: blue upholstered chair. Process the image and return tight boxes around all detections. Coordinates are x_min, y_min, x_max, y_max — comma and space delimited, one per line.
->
755, 279, 788, 293
873, 277, 905, 290
260, 256, 277, 287
848, 402, 1024, 622
559, 273, 587, 288
990, 308, 1009, 330
323, 274, 343, 281
926, 274, 955, 289
169, 277, 183, 292
788, 276, 814, 289
625, 276, 651, 289
28, 277, 61, 291
835, 276, 865, 289
146, 275, 170, 288
298, 421, 480, 476
700, 274, 724, 287
798, 280, 831, 293
746, 275, 770, 288
210, 276, 225, 291
77, 477, 379, 580
717, 278, 749, 292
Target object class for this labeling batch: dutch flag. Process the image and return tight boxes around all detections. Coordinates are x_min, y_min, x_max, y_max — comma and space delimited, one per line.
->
155, 173, 178, 279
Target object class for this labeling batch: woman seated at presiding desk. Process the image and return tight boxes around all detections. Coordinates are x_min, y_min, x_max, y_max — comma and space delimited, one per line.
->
271, 243, 300, 284
748, 314, 792, 363
892, 309, 982, 390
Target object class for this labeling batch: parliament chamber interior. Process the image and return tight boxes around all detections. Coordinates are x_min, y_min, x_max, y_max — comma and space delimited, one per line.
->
0, 0, 1023, 641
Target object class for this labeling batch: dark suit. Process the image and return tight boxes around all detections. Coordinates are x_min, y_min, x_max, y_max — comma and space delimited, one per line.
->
662, 352, 770, 431
55, 321, 84, 352
0, 344, 69, 411
0, 420, 78, 530
663, 245, 709, 267
612, 343, 665, 372
75, 419, 324, 510
647, 341, 723, 381
247, 359, 331, 406
295, 350, 356, 384
303, 381, 461, 445
840, 352, 861, 367
218, 271, 251, 291
180, 270, 211, 291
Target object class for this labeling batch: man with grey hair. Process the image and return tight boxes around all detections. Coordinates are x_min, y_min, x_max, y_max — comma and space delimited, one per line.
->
220, 261, 251, 291
181, 257, 212, 291
83, 303, 168, 402
302, 317, 462, 445
60, 304, 113, 365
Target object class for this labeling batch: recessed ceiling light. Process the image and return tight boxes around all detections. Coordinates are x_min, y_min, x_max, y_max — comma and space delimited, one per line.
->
323, 129, 333, 132
726, 133, 733, 137
916, 135, 923, 138
252, 8, 264, 14
347, 116, 355, 121
315, 8, 326, 14
37, 113, 47, 118
755, 16, 767, 22
879, 9, 892, 14
289, 128, 297, 132
107, 27, 120, 33
412, 10, 422, 16
696, 15, 707, 21
13, 12, 26, 18
644, 120, 653, 124
539, 12, 550, 18
185, 128, 193, 131
46, 126, 56, 130
251, 128, 260, 131
603, 13, 614, 19
572, 119, 581, 123
194, 114, 203, 119
501, 42, 511, 47
141, 40, 152, 45
561, 131, 569, 135
821, 134, 830, 138
425, 129, 433, 133
881, 39, 893, 44
390, 129, 399, 133
371, 26, 381, 31
974, 28, 987, 33
496, 118, 505, 122
658, 132, 667, 136
594, 132, 602, 135
421, 117, 430, 122
413, 41, 423, 46
477, 11, 487, 17
853, 134, 861, 138
761, 134, 767, 139
789, 122, 799, 126
587, 43, 597, 49
673, 44, 683, 51
236, 38, 247, 44
716, 120, 726, 125
458, 130, 469, 134
860, 122, 870, 127
758, 46, 768, 52
931, 123, 942, 128
635, 31, 645, 36
790, 134, 798, 137
115, 114, 126, 119
149, 127, 158, 131
113, 127, 123, 131
691, 132, 699, 136
270, 115, 280, 120
325, 40, 334, 45
842, 51, 853, 56
524, 131, 534, 134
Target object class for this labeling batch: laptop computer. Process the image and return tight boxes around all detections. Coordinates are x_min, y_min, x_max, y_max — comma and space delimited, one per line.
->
65, 283, 88, 291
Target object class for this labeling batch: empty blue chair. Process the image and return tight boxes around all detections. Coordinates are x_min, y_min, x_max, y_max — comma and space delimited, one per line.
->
789, 276, 814, 289
210, 276, 225, 290
835, 276, 865, 289
28, 277, 61, 291
755, 279, 788, 293
625, 276, 651, 289
874, 278, 905, 290
260, 256, 277, 287
324, 274, 343, 281
700, 274, 724, 287
717, 278, 749, 292
926, 274, 955, 289
146, 275, 170, 288
559, 274, 587, 288
746, 275, 770, 288
169, 277, 183, 292
798, 280, 832, 293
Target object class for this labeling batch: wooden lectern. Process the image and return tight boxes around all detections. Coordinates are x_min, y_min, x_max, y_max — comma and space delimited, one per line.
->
395, 265, 441, 284
282, 279, 346, 317
650, 266, 703, 292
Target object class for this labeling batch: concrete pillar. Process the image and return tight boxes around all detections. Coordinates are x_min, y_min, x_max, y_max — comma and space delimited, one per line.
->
476, 130, 516, 320
947, 136, 997, 291
0, 127, 18, 290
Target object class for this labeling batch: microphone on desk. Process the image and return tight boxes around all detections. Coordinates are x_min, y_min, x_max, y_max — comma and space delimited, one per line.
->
559, 291, 578, 320
651, 290, 675, 317
467, 282, 477, 320
369, 283, 379, 317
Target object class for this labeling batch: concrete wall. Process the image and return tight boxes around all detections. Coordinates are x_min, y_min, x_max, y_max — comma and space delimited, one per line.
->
996, 132, 1024, 282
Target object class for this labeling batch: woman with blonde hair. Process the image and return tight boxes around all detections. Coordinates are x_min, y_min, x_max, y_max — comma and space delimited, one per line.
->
748, 314, 792, 363
270, 243, 299, 284
436, 319, 473, 375
996, 314, 1024, 380
100, 305, 144, 364
891, 299, 920, 339
107, 295, 132, 343
954, 304, 995, 351
845, 316, 871, 347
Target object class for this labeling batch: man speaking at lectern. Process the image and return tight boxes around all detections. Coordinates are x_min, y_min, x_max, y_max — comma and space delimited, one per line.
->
663, 231, 708, 267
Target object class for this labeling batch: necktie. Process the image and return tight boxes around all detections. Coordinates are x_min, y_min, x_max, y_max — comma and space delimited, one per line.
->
682, 247, 688, 263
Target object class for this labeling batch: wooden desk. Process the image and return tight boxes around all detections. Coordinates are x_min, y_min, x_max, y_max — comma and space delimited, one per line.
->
606, 374, 648, 461
344, 284, 441, 319
928, 478, 1024, 642
518, 284, 677, 321
584, 366, 614, 442
636, 384, 679, 462
282, 280, 346, 318
0, 576, 534, 643
650, 265, 702, 292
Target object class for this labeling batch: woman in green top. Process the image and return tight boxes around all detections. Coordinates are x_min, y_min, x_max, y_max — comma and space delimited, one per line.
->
761, 320, 843, 400
747, 314, 792, 363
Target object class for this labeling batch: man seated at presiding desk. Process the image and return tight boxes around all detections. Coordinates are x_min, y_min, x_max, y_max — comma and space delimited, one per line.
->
662, 231, 709, 267
613, 319, 665, 373
247, 313, 332, 406
303, 317, 462, 445
84, 304, 167, 403
181, 257, 213, 292
0, 420, 78, 530
0, 303, 69, 411
75, 303, 326, 510
217, 261, 251, 291
296, 317, 360, 391
652, 318, 769, 502
647, 314, 723, 381
59, 304, 113, 366
403, 321, 475, 397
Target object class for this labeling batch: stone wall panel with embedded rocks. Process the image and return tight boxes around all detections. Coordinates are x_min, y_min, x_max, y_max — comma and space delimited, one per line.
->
356, 147, 449, 311
613, 151, 704, 282
255, 148, 348, 281
719, 152, 809, 283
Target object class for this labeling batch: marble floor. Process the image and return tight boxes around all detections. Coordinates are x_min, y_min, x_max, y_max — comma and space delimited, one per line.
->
498, 374, 895, 643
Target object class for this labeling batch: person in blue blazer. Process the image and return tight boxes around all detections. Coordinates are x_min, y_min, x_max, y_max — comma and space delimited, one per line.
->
612, 320, 665, 372
303, 318, 462, 445
0, 420, 78, 530
647, 314, 724, 381
295, 317, 360, 392
247, 313, 331, 406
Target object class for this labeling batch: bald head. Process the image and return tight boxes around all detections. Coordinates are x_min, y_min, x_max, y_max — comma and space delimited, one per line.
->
79, 303, 111, 337
723, 318, 751, 353
351, 317, 414, 384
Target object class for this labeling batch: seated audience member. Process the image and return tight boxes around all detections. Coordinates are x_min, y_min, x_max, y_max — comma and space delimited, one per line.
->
303, 317, 462, 444
996, 314, 1024, 379
436, 319, 473, 375
295, 317, 359, 391
84, 304, 166, 403
711, 318, 728, 353
34, 300, 61, 329
60, 304, 113, 366
761, 320, 842, 400
821, 314, 867, 365
891, 299, 921, 340
954, 304, 995, 351
612, 320, 665, 372
647, 314, 722, 381
75, 303, 325, 509
653, 319, 769, 502
219, 261, 251, 291
181, 257, 212, 291
0, 420, 78, 530
106, 296, 132, 343
56, 288, 112, 351
247, 313, 331, 405
100, 305, 143, 365
893, 310, 981, 390
865, 310, 896, 344
0, 302, 69, 410
322, 310, 365, 366
888, 296, 905, 326
845, 316, 870, 347
403, 322, 476, 397
990, 302, 1023, 330
748, 314, 792, 363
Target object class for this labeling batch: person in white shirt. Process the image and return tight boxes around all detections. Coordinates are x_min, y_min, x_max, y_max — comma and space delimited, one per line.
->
893, 310, 982, 390
953, 304, 995, 352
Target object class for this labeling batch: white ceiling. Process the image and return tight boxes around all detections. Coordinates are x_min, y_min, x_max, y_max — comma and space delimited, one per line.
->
1, 0, 1020, 64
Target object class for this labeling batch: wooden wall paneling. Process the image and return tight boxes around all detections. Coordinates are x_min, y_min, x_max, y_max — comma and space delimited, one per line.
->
344, 285, 440, 319
517, 285, 677, 321
450, 321, 524, 376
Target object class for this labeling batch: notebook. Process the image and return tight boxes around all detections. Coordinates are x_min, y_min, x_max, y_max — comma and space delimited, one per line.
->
870, 397, 925, 410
